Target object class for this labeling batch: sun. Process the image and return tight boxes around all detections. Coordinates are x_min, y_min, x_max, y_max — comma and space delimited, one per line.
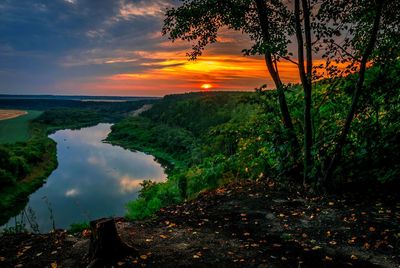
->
200, 83, 213, 90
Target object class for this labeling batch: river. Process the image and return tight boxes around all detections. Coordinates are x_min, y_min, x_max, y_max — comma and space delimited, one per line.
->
2, 123, 166, 232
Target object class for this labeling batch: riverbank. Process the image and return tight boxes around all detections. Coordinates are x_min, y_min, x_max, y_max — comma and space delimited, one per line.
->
1, 179, 398, 267
0, 138, 57, 225
0, 101, 156, 227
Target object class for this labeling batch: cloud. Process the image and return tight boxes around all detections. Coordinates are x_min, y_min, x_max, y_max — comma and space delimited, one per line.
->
0, 0, 299, 96
65, 188, 79, 197
119, 176, 142, 193
119, 0, 172, 18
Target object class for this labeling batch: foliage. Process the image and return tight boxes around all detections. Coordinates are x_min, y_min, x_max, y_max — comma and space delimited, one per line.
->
126, 180, 181, 220
68, 222, 90, 234
0, 133, 57, 225
162, 0, 400, 186
109, 65, 400, 219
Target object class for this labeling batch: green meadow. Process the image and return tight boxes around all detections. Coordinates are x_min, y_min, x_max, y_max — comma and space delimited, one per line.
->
0, 110, 42, 144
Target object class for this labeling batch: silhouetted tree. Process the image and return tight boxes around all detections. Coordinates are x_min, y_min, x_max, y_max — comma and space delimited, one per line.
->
318, 0, 400, 185
162, 0, 304, 181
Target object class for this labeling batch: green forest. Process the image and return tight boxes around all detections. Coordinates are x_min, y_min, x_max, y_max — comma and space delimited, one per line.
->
108, 63, 400, 220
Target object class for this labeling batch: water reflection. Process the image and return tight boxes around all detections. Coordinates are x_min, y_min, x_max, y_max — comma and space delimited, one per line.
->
3, 123, 166, 232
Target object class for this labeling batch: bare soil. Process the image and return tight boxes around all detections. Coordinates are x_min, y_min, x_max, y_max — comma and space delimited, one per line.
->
1, 180, 399, 267
0, 110, 27, 121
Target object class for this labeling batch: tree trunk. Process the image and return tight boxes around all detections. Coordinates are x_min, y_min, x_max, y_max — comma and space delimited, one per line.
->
255, 0, 301, 175
88, 218, 137, 267
323, 1, 384, 187
294, 0, 313, 185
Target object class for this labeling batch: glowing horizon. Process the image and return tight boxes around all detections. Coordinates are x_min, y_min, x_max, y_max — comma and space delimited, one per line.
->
0, 1, 304, 97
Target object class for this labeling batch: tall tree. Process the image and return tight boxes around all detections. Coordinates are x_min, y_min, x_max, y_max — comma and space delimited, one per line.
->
293, 0, 314, 184
318, 0, 400, 185
253, 0, 301, 172
163, 0, 304, 179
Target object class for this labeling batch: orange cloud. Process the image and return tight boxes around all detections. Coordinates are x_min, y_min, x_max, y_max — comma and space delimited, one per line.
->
56, 52, 307, 96
102, 53, 301, 93
55, 28, 334, 96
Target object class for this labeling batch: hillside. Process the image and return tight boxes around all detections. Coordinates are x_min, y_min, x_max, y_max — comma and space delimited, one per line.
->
1, 179, 398, 267
107, 67, 400, 220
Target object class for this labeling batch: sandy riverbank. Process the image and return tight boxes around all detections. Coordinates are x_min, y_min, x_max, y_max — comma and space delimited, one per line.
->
0, 110, 27, 121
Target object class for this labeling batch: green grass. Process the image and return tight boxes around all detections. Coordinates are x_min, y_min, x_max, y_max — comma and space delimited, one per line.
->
0, 110, 43, 144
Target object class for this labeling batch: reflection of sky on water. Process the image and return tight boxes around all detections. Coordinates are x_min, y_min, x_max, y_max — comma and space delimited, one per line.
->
4, 123, 166, 232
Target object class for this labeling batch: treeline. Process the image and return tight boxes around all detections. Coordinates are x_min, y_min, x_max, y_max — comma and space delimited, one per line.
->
34, 100, 152, 133
0, 98, 156, 111
0, 137, 53, 186
0, 126, 57, 224
108, 64, 400, 220
108, 92, 250, 166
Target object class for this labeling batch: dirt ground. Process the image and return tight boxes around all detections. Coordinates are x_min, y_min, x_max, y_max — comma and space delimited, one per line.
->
0, 110, 27, 121
0, 180, 399, 267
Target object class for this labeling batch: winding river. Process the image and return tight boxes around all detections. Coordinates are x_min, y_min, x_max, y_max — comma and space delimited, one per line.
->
3, 123, 166, 232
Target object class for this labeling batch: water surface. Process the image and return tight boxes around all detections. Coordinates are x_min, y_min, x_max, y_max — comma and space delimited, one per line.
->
3, 123, 166, 232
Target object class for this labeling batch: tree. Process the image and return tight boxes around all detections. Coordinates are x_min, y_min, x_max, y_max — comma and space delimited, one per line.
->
293, 0, 314, 184
162, 0, 400, 188
162, 0, 303, 181
317, 0, 400, 185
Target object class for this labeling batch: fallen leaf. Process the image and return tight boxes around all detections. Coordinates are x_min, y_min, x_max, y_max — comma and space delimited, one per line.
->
348, 239, 356, 244
0, 256, 5, 262
325, 256, 333, 261
351, 255, 358, 260
312, 246, 322, 250
82, 229, 91, 237
36, 252, 43, 257
159, 235, 168, 239
140, 255, 148, 260
369, 227, 376, 232
326, 231, 332, 237
51, 262, 57, 268
117, 261, 125, 266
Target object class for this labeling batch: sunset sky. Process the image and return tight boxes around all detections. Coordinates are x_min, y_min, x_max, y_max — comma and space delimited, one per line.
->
0, 0, 301, 96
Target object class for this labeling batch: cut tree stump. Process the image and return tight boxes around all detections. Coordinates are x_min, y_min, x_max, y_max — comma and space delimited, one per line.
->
88, 218, 137, 267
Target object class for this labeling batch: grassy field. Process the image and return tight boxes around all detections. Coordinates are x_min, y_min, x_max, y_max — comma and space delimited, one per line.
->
0, 110, 42, 144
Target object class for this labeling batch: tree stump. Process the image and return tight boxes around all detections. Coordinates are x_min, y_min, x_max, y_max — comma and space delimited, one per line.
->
88, 218, 137, 267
